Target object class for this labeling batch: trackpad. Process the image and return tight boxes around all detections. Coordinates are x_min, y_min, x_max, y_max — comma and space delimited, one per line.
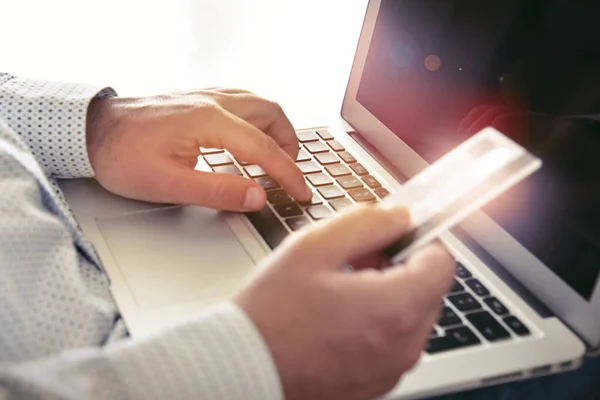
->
96, 206, 256, 309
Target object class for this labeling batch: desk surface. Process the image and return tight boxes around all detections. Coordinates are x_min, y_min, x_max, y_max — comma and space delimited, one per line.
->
1, 0, 367, 126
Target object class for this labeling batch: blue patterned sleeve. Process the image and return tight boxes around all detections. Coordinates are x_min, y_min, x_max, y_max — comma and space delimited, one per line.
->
0, 76, 285, 399
0, 73, 116, 178
0, 303, 284, 400
0, 116, 284, 399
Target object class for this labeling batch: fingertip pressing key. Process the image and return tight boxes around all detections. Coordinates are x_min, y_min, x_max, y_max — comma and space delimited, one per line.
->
303, 183, 313, 199
244, 187, 267, 210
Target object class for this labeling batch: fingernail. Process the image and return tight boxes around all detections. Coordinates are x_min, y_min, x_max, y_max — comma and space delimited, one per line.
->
244, 187, 265, 210
389, 204, 409, 213
305, 184, 313, 198
389, 205, 411, 223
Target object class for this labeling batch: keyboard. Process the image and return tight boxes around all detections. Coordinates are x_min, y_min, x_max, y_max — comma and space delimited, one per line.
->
200, 127, 531, 355
427, 262, 531, 354
200, 128, 390, 249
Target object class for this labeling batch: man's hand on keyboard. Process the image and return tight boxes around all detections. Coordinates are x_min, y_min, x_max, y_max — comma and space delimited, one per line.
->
86, 88, 312, 211
235, 205, 456, 400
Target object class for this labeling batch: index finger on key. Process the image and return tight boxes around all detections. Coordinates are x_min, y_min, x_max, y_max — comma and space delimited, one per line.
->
198, 107, 312, 202
215, 92, 300, 161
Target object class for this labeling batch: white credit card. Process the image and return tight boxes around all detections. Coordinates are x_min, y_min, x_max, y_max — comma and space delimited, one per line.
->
382, 127, 542, 263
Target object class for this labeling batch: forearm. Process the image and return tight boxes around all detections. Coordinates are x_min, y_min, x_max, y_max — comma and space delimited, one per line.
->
0, 304, 283, 400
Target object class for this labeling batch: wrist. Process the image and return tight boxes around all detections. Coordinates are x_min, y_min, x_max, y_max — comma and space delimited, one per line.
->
86, 96, 120, 174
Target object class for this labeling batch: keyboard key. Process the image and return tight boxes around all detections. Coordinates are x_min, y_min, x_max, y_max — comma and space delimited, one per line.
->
213, 165, 242, 175
244, 165, 267, 178
200, 147, 224, 155
448, 293, 482, 312
325, 164, 352, 177
304, 141, 330, 154
296, 149, 311, 162
300, 192, 324, 206
484, 297, 509, 316
503, 316, 530, 336
245, 207, 289, 249
318, 186, 345, 200
195, 158, 212, 172
438, 306, 462, 327
338, 151, 356, 163
307, 205, 334, 220
255, 177, 280, 191
267, 189, 292, 204
467, 311, 511, 342
315, 153, 341, 165
349, 163, 368, 175
236, 158, 250, 166
297, 161, 321, 174
316, 129, 334, 140
286, 216, 311, 231
362, 175, 382, 189
374, 188, 390, 198
205, 153, 234, 166
327, 140, 345, 152
297, 131, 319, 142
465, 278, 490, 297
426, 326, 481, 354
336, 176, 363, 190
329, 197, 354, 211
274, 203, 303, 218
449, 279, 464, 293
456, 262, 472, 278
349, 188, 376, 202
306, 173, 333, 187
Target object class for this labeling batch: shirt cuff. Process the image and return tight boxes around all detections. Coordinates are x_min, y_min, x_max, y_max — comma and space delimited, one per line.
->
0, 74, 117, 178
111, 302, 285, 400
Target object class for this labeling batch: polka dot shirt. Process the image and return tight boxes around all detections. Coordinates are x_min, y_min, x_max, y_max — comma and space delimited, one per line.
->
0, 73, 283, 400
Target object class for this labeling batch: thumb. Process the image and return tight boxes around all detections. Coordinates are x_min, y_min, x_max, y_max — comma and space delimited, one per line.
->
381, 242, 456, 310
284, 205, 411, 269
163, 165, 266, 211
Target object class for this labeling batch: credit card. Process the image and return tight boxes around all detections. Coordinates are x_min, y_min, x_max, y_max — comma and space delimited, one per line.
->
382, 127, 542, 263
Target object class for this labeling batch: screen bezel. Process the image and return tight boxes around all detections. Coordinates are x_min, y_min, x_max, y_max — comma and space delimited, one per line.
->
341, 0, 600, 348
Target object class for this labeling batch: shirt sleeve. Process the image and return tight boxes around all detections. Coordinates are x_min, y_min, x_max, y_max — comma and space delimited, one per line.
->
0, 93, 284, 400
0, 303, 284, 400
0, 72, 116, 179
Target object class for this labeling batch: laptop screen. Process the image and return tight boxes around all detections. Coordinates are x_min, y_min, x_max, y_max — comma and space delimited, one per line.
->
357, 0, 600, 300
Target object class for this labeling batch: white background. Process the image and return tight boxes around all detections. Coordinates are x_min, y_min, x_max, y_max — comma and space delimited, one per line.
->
0, 0, 368, 125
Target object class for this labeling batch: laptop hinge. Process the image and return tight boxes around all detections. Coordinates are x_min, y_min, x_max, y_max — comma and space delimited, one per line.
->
347, 131, 410, 184
585, 346, 600, 357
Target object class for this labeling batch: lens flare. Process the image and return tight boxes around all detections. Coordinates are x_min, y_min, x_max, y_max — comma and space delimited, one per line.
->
424, 55, 441, 71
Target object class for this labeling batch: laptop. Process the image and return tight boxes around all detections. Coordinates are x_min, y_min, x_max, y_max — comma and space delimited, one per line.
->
60, 0, 600, 398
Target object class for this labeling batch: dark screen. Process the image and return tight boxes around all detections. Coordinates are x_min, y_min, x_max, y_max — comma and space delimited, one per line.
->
357, 0, 600, 300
